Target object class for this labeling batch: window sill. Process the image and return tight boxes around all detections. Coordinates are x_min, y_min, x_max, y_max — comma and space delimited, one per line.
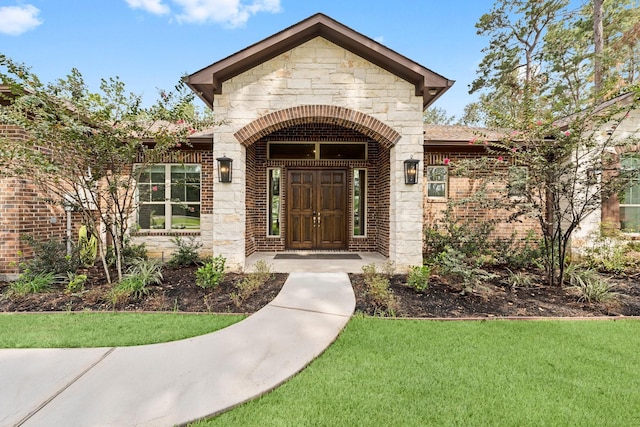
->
426, 198, 448, 203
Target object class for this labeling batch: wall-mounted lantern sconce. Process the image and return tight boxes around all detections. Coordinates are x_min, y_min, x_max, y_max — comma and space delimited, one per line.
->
404, 157, 420, 184
216, 155, 233, 183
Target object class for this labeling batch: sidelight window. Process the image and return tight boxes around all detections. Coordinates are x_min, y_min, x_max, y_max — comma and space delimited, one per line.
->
353, 169, 366, 236
268, 168, 281, 236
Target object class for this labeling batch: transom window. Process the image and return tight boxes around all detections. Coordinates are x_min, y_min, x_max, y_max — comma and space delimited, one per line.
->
268, 142, 366, 160
137, 164, 201, 230
620, 154, 640, 232
427, 166, 448, 198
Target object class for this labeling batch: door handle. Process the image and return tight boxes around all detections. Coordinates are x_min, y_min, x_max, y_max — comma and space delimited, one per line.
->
317, 212, 321, 227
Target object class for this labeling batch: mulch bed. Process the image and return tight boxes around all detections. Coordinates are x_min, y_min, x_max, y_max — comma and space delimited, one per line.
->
1, 266, 639, 318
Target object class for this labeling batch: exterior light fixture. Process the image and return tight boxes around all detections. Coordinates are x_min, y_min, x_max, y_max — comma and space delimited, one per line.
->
428, 88, 438, 96
404, 157, 420, 184
216, 155, 233, 183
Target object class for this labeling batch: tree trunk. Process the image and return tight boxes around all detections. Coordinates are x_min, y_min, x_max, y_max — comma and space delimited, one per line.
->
593, 0, 605, 100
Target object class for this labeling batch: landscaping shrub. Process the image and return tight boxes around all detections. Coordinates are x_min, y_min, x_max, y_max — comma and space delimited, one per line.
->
581, 235, 640, 274
195, 255, 226, 289
107, 237, 148, 268
407, 265, 430, 292
9, 271, 58, 296
424, 209, 495, 262
566, 266, 617, 303
65, 272, 87, 294
77, 225, 98, 268
361, 263, 397, 316
506, 269, 533, 290
168, 236, 202, 267
230, 261, 272, 307
19, 235, 79, 275
109, 259, 164, 303
437, 247, 498, 295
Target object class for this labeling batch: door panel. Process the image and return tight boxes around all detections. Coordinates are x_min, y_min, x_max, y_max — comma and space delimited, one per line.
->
287, 169, 347, 250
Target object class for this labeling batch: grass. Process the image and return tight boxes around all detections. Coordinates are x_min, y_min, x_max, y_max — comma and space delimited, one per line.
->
0, 312, 244, 348
195, 317, 640, 427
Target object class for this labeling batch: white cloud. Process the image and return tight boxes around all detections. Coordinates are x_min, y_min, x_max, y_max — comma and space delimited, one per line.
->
126, 0, 281, 27
125, 0, 170, 15
0, 5, 42, 36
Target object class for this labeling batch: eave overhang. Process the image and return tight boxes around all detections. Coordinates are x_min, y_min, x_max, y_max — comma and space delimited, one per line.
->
186, 13, 454, 110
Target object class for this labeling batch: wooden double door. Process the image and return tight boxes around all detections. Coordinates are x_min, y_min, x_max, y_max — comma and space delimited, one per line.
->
287, 169, 347, 250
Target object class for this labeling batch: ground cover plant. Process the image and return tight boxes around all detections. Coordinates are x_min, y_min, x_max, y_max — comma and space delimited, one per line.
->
193, 318, 640, 426
0, 312, 244, 348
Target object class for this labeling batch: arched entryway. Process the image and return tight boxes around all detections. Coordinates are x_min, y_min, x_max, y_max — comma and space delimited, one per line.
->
235, 105, 400, 257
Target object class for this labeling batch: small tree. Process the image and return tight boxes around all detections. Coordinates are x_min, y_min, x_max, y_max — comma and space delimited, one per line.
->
0, 56, 214, 282
461, 89, 640, 286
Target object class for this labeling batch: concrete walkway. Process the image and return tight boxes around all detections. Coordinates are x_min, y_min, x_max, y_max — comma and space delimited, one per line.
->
0, 272, 355, 427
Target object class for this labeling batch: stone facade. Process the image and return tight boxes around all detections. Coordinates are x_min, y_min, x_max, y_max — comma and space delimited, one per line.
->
210, 36, 425, 269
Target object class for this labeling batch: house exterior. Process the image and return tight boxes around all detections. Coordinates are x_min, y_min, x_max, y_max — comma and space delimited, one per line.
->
1, 14, 638, 280
133, 13, 455, 271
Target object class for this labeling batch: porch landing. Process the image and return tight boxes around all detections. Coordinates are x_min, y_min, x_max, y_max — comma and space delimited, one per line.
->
245, 252, 388, 273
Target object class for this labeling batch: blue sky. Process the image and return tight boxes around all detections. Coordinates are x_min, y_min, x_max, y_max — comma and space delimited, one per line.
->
1, 0, 498, 119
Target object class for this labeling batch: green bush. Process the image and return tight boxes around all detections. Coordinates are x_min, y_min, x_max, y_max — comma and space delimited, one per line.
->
230, 260, 273, 307
437, 247, 498, 295
168, 236, 202, 267
506, 269, 533, 290
581, 237, 638, 274
109, 259, 163, 303
77, 225, 98, 267
106, 237, 148, 268
128, 259, 163, 287
196, 255, 226, 289
19, 235, 79, 275
424, 209, 495, 262
407, 265, 431, 292
361, 263, 397, 316
65, 272, 87, 294
10, 271, 57, 296
566, 267, 616, 303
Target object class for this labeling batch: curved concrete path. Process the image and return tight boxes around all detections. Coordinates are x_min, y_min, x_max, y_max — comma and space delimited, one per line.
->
0, 272, 355, 427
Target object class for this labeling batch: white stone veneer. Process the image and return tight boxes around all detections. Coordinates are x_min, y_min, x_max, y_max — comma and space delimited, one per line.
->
213, 37, 425, 270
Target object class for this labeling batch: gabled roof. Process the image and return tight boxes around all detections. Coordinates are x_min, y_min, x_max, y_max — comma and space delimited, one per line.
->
186, 13, 454, 109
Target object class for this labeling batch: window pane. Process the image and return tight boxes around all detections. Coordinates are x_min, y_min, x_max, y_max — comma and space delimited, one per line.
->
428, 166, 447, 182
353, 169, 366, 236
138, 204, 165, 229
151, 184, 165, 202
269, 143, 316, 159
321, 144, 366, 160
427, 166, 447, 198
268, 169, 281, 236
428, 183, 446, 198
621, 207, 640, 232
171, 204, 200, 229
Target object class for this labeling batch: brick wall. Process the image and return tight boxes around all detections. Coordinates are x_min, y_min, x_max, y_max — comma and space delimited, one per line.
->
246, 123, 387, 254
1, 125, 69, 279
423, 146, 540, 250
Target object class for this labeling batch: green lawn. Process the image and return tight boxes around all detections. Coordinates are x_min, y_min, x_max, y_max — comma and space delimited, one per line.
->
196, 317, 640, 427
0, 312, 244, 348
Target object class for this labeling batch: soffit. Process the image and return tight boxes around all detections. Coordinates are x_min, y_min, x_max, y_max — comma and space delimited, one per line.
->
186, 13, 454, 109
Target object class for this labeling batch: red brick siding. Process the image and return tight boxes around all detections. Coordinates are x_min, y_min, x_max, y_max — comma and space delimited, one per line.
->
245, 123, 389, 255
423, 146, 540, 246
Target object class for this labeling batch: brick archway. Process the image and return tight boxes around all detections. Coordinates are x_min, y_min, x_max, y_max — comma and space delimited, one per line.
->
234, 105, 401, 148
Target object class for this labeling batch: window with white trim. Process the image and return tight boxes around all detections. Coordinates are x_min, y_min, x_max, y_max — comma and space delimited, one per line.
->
427, 166, 448, 198
137, 164, 201, 230
620, 154, 640, 232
